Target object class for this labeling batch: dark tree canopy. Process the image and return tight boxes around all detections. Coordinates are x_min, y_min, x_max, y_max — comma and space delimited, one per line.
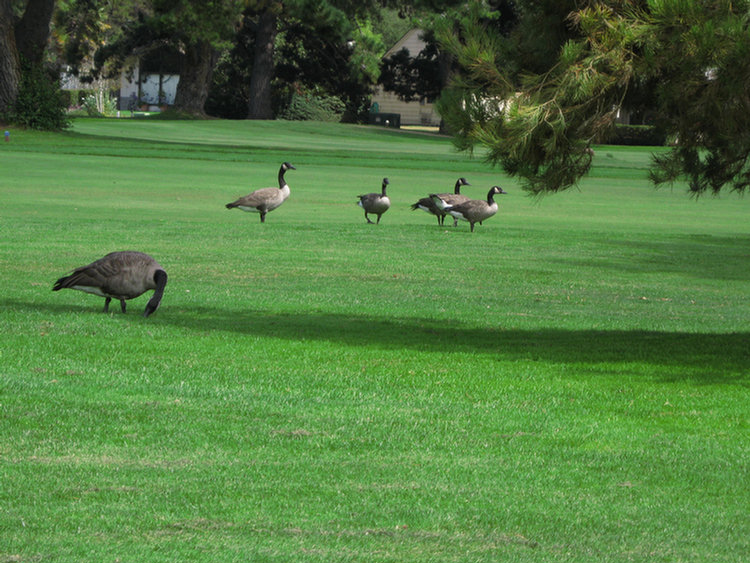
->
379, 39, 443, 103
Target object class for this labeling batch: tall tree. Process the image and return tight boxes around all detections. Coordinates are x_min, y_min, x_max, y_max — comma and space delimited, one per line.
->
86, 0, 243, 115
246, 0, 367, 120
244, 0, 469, 120
15, 0, 56, 64
246, 1, 279, 119
0, 0, 56, 115
153, 0, 242, 114
0, 0, 20, 113
438, 0, 750, 196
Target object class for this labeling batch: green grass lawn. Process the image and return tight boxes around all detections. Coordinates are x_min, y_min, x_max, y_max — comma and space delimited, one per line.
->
0, 118, 748, 562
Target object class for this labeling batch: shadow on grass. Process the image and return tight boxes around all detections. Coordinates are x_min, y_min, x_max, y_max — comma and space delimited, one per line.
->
6, 299, 748, 383
556, 235, 750, 282
164, 305, 747, 383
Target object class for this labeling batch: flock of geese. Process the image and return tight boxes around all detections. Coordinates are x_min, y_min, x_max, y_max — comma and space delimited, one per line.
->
52, 162, 507, 317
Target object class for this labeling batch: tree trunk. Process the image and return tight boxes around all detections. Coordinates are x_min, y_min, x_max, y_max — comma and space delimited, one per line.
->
437, 49, 454, 135
247, 8, 277, 120
173, 40, 217, 115
14, 0, 55, 65
0, 0, 20, 113
1, 0, 56, 115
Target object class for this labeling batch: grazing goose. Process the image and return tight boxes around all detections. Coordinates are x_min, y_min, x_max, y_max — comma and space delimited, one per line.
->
432, 186, 507, 232
226, 162, 296, 223
411, 177, 471, 226
357, 178, 391, 224
52, 251, 167, 317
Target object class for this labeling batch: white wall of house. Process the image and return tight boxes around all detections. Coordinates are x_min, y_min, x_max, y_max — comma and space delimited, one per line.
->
371, 29, 442, 127
371, 88, 441, 127
61, 59, 180, 111
138, 73, 179, 105
118, 65, 179, 110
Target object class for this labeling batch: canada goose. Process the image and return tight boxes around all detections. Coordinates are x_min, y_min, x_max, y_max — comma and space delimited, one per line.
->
52, 251, 167, 317
357, 178, 391, 224
411, 177, 471, 226
432, 186, 507, 232
225, 162, 296, 222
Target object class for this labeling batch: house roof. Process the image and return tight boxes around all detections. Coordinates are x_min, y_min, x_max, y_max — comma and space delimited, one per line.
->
383, 29, 427, 59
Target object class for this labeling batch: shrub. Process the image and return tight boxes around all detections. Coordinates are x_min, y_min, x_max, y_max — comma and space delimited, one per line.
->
82, 90, 118, 117
7, 61, 70, 131
279, 91, 345, 122
62, 89, 97, 109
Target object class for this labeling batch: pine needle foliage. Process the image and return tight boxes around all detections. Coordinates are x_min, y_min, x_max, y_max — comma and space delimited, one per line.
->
437, 0, 750, 196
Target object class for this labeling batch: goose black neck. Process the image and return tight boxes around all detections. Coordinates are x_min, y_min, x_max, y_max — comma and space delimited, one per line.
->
144, 269, 167, 318
486, 189, 496, 203
381, 182, 388, 195
154, 269, 168, 291
278, 166, 287, 188
454, 180, 462, 194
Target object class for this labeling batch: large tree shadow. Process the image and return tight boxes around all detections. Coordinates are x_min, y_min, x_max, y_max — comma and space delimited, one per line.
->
7, 299, 747, 384
161, 305, 749, 384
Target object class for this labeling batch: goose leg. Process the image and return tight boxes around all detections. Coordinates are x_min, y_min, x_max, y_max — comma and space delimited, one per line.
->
104, 297, 111, 313
470, 222, 476, 232
120, 299, 127, 314
365, 213, 374, 224
260, 211, 267, 223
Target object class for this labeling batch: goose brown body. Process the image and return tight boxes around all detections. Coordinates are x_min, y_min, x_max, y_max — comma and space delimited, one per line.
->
411, 177, 471, 225
53, 251, 168, 317
357, 178, 391, 224
226, 162, 295, 223
432, 186, 507, 232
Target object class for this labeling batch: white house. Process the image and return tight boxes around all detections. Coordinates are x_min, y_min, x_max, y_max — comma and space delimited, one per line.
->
118, 63, 179, 111
371, 29, 442, 127
61, 59, 179, 112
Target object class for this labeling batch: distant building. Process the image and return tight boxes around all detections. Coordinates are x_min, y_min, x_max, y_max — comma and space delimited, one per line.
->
371, 29, 442, 128
118, 63, 179, 111
119, 49, 181, 111
62, 49, 180, 112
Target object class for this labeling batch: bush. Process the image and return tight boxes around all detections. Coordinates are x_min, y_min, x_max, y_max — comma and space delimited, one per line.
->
608, 124, 667, 146
7, 61, 70, 131
279, 91, 345, 122
82, 90, 118, 117
62, 89, 97, 109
